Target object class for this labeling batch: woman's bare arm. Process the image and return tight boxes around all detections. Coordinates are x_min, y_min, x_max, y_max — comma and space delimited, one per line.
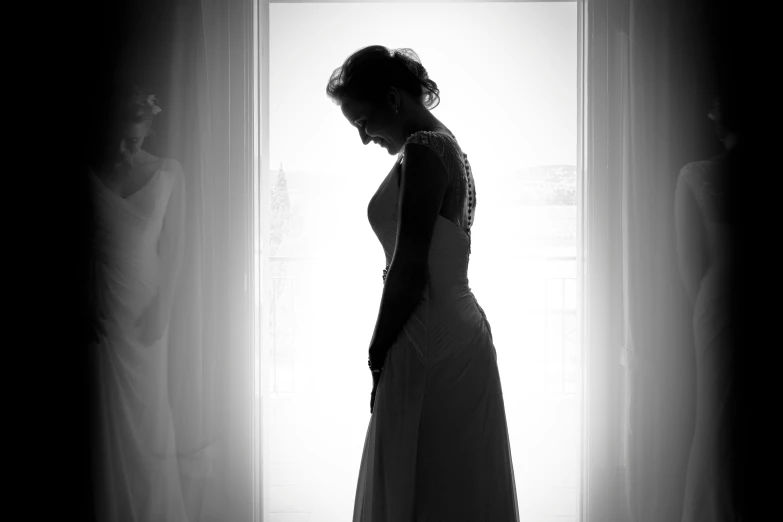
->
674, 168, 707, 305
368, 143, 449, 362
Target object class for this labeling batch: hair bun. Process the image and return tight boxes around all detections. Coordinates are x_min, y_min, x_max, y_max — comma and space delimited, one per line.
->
327, 45, 441, 110
391, 48, 440, 109
111, 83, 161, 125
392, 48, 425, 78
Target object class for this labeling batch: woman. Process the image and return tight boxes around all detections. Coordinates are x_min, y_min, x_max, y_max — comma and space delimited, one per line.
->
327, 46, 520, 521
89, 83, 188, 522
675, 92, 740, 522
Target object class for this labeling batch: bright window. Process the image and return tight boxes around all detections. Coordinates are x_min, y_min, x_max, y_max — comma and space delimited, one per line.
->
261, 2, 580, 520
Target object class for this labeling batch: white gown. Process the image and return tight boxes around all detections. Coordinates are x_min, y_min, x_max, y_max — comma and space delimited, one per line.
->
354, 131, 520, 521
90, 163, 188, 522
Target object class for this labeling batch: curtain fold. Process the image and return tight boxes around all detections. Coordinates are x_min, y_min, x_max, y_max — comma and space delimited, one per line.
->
160, 2, 256, 520
161, 3, 220, 520
621, 0, 693, 519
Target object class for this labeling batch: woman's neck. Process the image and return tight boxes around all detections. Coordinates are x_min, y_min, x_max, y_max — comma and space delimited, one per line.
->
401, 106, 447, 136
101, 150, 161, 177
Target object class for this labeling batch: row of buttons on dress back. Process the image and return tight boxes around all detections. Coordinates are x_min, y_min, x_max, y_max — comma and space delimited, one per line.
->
466, 152, 474, 227
383, 150, 473, 284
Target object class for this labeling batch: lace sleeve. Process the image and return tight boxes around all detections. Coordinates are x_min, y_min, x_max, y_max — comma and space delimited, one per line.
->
403, 131, 476, 234
403, 131, 451, 175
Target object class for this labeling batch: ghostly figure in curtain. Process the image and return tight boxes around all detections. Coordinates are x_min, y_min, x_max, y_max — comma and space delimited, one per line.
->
89, 82, 188, 522
675, 91, 740, 522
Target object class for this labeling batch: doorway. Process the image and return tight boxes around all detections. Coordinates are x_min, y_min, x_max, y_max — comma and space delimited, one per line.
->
260, 2, 581, 520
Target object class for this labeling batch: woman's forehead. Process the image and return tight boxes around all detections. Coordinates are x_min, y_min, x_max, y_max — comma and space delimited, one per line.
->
340, 98, 366, 121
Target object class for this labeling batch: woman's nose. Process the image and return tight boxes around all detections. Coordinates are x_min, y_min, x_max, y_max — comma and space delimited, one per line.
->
359, 128, 372, 145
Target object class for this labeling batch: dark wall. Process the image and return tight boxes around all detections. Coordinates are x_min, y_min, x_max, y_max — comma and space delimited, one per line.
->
693, 1, 769, 517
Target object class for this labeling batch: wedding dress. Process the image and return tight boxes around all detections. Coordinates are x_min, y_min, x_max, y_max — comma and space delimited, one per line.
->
354, 130, 520, 521
90, 162, 188, 522
678, 152, 738, 522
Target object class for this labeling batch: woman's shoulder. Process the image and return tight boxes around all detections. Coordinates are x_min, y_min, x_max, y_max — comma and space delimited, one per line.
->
165, 157, 183, 170
153, 157, 184, 187
135, 150, 181, 174
679, 158, 707, 175
404, 129, 456, 144
403, 130, 461, 160
679, 154, 727, 187
149, 156, 181, 174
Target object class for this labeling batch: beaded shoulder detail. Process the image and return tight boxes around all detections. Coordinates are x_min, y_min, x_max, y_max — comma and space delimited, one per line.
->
382, 130, 477, 284
401, 130, 477, 234
403, 130, 450, 157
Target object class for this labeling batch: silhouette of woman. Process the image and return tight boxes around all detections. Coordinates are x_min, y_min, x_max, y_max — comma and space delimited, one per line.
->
675, 92, 740, 522
327, 45, 520, 521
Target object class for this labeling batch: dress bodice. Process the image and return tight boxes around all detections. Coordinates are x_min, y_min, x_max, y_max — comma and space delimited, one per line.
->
90, 162, 177, 330
367, 130, 477, 295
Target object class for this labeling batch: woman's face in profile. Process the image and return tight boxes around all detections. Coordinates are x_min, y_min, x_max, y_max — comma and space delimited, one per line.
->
341, 97, 399, 155
118, 121, 151, 165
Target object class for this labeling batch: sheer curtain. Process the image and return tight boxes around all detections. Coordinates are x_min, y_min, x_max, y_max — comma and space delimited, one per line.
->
83, 1, 256, 520
584, 0, 746, 521
591, 0, 745, 521
617, 0, 704, 519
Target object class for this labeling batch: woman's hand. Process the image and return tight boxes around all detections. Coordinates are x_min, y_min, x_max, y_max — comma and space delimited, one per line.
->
368, 343, 388, 414
370, 370, 381, 414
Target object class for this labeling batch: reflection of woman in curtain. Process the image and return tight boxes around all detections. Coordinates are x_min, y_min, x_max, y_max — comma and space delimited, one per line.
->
675, 92, 739, 522
89, 82, 188, 522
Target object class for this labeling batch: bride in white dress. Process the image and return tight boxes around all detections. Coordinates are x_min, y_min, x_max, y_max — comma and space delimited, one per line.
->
328, 46, 520, 521
89, 84, 188, 522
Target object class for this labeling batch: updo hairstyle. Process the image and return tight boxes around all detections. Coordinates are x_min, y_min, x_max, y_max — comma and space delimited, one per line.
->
326, 45, 440, 110
90, 82, 161, 168
108, 83, 160, 136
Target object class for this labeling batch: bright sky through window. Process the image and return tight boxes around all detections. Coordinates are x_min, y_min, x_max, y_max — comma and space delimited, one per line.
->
270, 2, 576, 177
266, 4, 580, 521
